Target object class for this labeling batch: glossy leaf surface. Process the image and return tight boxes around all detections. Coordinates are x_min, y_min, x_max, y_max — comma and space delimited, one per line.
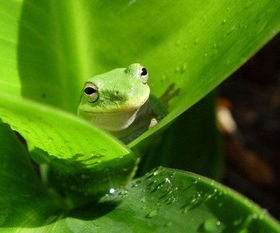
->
2, 167, 279, 232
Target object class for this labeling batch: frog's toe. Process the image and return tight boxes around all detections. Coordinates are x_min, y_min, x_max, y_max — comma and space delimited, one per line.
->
149, 118, 158, 128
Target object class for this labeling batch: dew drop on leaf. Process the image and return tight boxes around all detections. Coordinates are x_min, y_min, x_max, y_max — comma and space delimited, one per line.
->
119, 189, 128, 198
202, 218, 224, 233
109, 188, 116, 194
165, 177, 171, 184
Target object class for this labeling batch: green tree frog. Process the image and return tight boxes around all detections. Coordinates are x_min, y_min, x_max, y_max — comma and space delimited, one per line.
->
78, 63, 159, 143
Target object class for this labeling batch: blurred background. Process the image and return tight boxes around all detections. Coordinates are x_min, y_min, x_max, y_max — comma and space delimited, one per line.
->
218, 35, 279, 219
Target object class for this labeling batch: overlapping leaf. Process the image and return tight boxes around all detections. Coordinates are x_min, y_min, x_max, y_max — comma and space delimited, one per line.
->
2, 167, 280, 232
0, 93, 137, 195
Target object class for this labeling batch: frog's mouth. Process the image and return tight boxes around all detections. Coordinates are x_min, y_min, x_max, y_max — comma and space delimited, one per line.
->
78, 99, 149, 132
80, 108, 140, 132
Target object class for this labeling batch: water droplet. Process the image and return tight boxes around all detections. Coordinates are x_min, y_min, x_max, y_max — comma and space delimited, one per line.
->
193, 179, 198, 184
222, 19, 227, 25
119, 189, 128, 198
131, 183, 138, 188
109, 188, 116, 194
146, 209, 158, 218
181, 192, 203, 213
202, 219, 224, 232
165, 177, 171, 184
152, 170, 159, 176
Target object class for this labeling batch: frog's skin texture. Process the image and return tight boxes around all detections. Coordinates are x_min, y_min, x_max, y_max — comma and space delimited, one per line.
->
78, 63, 156, 143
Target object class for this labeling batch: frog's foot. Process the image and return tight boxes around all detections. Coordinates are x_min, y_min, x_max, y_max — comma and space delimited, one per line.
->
149, 118, 158, 128
159, 83, 180, 105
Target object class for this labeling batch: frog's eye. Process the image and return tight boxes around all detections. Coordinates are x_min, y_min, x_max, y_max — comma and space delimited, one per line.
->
140, 67, 148, 84
84, 83, 98, 102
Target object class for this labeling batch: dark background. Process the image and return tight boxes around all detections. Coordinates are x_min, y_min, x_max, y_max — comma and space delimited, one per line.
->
220, 35, 279, 219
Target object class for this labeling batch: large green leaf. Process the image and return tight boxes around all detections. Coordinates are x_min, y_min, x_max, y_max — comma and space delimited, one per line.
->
128, 0, 280, 146
0, 122, 60, 227
2, 167, 279, 232
0, 93, 137, 195
0, 0, 279, 147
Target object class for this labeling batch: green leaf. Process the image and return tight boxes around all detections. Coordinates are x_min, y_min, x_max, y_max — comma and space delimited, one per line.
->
123, 0, 280, 146
0, 122, 60, 227
2, 167, 279, 232
0, 93, 137, 195
1, 0, 279, 123
137, 92, 223, 180
0, 0, 279, 151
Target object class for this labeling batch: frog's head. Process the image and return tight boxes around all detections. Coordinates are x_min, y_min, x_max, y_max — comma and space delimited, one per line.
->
78, 63, 150, 131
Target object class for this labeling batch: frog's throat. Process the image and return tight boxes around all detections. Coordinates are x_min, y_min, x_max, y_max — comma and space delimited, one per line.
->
79, 101, 149, 132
